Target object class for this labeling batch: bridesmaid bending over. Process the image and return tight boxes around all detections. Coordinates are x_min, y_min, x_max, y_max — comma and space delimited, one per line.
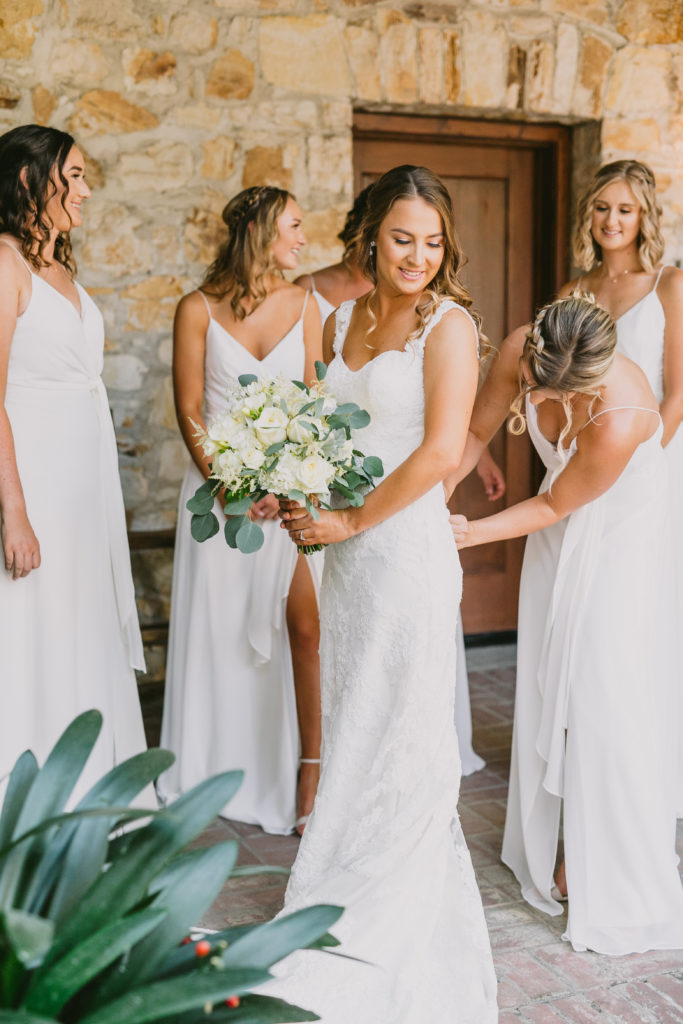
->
0, 125, 148, 794
561, 159, 683, 815
449, 295, 683, 955
159, 186, 323, 835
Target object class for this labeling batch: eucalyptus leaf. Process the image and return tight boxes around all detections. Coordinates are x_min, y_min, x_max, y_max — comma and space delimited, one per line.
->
291, 380, 307, 390
235, 519, 265, 555
265, 440, 286, 456
224, 516, 245, 549
185, 490, 215, 515
222, 494, 254, 515
287, 489, 305, 504
363, 456, 384, 478
237, 374, 258, 387
190, 512, 219, 543
314, 360, 327, 381
349, 409, 371, 429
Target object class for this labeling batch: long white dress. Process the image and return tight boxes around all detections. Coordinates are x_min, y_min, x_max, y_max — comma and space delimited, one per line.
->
158, 292, 322, 834
264, 299, 498, 1023
0, 245, 147, 794
502, 397, 683, 955
614, 267, 683, 817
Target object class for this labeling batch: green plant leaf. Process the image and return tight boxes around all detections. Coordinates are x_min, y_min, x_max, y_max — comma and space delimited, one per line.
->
42, 772, 243, 970
287, 490, 305, 504
314, 360, 327, 381
171, 993, 320, 1022
223, 495, 254, 515
362, 456, 383, 478
292, 379, 307, 390
237, 374, 258, 387
96, 843, 239, 1000
0, 1012, 59, 1023
0, 752, 38, 850
342, 471, 363, 489
349, 409, 371, 429
185, 491, 215, 515
0, 909, 53, 967
235, 519, 265, 554
227, 865, 289, 878
222, 905, 343, 971
25, 908, 166, 1015
264, 440, 286, 456
190, 512, 219, 542
224, 516, 245, 548
333, 403, 359, 416
78, 968, 272, 1024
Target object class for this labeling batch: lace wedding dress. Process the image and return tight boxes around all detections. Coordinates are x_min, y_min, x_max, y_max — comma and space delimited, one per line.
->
265, 299, 498, 1022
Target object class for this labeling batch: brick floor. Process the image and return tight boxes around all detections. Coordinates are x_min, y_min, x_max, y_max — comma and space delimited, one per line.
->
192, 643, 683, 1021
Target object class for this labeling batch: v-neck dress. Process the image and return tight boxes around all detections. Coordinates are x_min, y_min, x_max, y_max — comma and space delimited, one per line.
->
0, 250, 148, 798
158, 293, 323, 834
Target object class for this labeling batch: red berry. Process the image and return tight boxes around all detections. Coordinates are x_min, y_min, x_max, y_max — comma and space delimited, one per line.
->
195, 940, 211, 957
180, 936, 192, 946
225, 996, 240, 1008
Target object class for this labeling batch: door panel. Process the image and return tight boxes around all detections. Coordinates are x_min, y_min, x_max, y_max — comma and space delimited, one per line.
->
354, 116, 569, 632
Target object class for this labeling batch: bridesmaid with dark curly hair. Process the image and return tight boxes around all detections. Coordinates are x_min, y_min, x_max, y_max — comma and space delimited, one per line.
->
0, 124, 147, 793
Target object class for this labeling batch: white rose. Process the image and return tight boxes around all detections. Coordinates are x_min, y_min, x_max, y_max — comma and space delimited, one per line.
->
241, 392, 266, 417
286, 416, 319, 444
242, 445, 266, 470
214, 449, 242, 484
295, 454, 335, 494
254, 405, 288, 446
208, 413, 242, 444
201, 437, 220, 457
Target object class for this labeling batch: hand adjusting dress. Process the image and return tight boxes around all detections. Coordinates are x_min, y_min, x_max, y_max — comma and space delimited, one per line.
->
263, 298, 498, 1023
0, 245, 147, 795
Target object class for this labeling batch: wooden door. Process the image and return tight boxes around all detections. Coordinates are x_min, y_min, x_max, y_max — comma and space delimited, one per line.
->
353, 113, 570, 633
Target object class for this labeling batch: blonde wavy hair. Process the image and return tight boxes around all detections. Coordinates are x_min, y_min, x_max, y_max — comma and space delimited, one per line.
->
510, 295, 617, 471
573, 160, 664, 273
356, 165, 485, 351
202, 185, 291, 320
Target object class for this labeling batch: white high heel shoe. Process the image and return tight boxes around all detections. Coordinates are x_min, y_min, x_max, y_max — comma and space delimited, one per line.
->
295, 757, 320, 835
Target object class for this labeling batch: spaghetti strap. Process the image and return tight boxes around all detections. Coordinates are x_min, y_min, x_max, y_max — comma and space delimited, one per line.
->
653, 265, 665, 290
0, 239, 33, 274
299, 288, 310, 320
195, 289, 212, 318
588, 404, 661, 423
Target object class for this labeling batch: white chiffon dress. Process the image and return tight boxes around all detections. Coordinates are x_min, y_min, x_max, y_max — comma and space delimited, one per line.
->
158, 292, 322, 834
614, 267, 683, 817
0, 244, 147, 795
502, 396, 683, 955
263, 299, 498, 1023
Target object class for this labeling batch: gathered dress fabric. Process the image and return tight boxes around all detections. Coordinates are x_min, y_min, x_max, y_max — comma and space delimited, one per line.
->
158, 292, 322, 835
615, 268, 683, 817
0, 249, 147, 796
502, 395, 683, 955
263, 299, 498, 1023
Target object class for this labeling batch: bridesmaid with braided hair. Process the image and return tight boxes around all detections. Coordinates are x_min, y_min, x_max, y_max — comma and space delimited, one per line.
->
158, 186, 323, 835
448, 294, 683, 955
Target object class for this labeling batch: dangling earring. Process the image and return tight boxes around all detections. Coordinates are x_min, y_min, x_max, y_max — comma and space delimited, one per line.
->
369, 241, 376, 254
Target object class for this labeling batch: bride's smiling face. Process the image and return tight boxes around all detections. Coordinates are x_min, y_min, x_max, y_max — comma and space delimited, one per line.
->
374, 197, 445, 296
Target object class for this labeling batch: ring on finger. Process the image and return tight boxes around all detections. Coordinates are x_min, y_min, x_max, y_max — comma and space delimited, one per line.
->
299, 529, 305, 542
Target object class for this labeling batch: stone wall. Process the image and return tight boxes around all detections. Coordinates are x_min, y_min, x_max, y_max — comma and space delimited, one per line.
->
2, 0, 682, 632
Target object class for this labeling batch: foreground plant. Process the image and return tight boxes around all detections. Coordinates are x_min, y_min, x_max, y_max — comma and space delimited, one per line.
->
0, 711, 341, 1023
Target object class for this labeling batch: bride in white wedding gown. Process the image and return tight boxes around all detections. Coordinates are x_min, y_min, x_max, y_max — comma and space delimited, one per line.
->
270, 166, 497, 1022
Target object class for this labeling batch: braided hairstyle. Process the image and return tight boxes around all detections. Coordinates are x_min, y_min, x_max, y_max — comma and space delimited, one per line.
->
574, 160, 664, 273
509, 294, 617, 470
202, 185, 291, 320
0, 124, 77, 275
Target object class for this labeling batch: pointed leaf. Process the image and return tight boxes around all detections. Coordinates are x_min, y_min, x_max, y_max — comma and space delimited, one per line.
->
25, 909, 166, 1015
314, 360, 327, 381
78, 968, 272, 1024
0, 1012, 59, 1024
237, 374, 258, 387
222, 905, 343, 970
264, 440, 286, 456
0, 909, 53, 967
235, 519, 264, 554
0, 752, 38, 849
291, 379, 307, 391
179, 993, 320, 1022
190, 512, 219, 542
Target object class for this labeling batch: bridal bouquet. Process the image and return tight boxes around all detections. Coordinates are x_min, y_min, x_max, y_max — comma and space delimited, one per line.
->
187, 362, 383, 554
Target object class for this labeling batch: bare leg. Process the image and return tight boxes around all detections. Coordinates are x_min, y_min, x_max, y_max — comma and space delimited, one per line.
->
554, 858, 567, 898
286, 554, 321, 835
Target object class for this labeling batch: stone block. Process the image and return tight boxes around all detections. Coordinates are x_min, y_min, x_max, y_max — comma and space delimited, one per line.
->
552, 21, 578, 112
66, 0, 145, 42
616, 0, 683, 44
541, 0, 609, 27
102, 353, 147, 391
169, 11, 218, 54
122, 276, 188, 332
307, 136, 352, 196
526, 39, 554, 112
509, 15, 554, 37
0, 0, 42, 59
301, 207, 346, 252
506, 44, 526, 110
242, 145, 292, 190
259, 16, 350, 95
81, 201, 153, 277
461, 11, 508, 106
174, 104, 223, 130
123, 49, 177, 91
80, 146, 105, 189
159, 439, 188, 482
32, 84, 56, 125
344, 24, 381, 101
49, 38, 110, 87
0, 82, 20, 109
206, 49, 255, 100
70, 90, 159, 136
573, 32, 612, 117
418, 26, 443, 104
444, 29, 461, 103
118, 142, 194, 194
602, 118, 661, 155
184, 206, 226, 266
606, 45, 671, 114
377, 9, 418, 103
202, 137, 237, 180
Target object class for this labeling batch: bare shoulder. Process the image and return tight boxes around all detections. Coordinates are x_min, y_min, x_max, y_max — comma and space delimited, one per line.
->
174, 289, 211, 334
0, 242, 27, 284
499, 323, 529, 361
657, 264, 683, 302
558, 276, 581, 298
428, 304, 478, 346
